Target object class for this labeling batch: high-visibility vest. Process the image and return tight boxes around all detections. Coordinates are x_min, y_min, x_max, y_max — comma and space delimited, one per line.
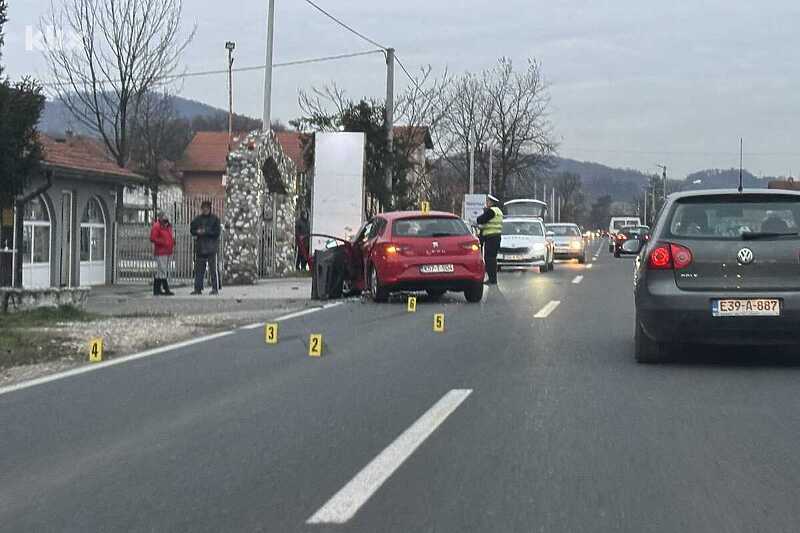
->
481, 207, 504, 237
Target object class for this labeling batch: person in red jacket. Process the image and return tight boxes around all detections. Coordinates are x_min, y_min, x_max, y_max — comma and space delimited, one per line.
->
150, 211, 175, 296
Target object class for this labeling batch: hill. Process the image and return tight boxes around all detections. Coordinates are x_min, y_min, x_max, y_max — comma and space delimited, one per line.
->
39, 95, 226, 136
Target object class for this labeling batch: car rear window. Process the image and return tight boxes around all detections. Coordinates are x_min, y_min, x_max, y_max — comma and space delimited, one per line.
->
505, 203, 547, 218
392, 217, 471, 238
547, 225, 581, 237
613, 219, 639, 230
503, 221, 544, 236
668, 196, 800, 239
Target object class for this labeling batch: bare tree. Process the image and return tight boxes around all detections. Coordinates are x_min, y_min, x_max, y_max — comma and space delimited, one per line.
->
433, 71, 494, 190
42, 0, 196, 170
485, 58, 556, 199
129, 91, 192, 214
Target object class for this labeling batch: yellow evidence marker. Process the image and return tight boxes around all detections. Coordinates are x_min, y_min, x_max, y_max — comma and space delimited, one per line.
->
433, 313, 445, 333
89, 338, 104, 362
309, 334, 323, 357
421, 201, 431, 214
265, 323, 278, 345
407, 296, 417, 313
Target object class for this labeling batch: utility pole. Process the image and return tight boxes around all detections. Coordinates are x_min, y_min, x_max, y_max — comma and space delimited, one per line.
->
551, 187, 556, 223
384, 48, 395, 205
225, 41, 236, 151
262, 0, 275, 131
488, 144, 494, 196
657, 164, 667, 202
643, 191, 647, 226
468, 131, 475, 194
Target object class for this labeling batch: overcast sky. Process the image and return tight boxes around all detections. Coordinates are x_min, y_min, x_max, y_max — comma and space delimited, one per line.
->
5, 0, 800, 179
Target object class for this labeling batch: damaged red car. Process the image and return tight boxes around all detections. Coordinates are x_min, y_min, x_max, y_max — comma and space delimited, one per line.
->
331, 211, 486, 303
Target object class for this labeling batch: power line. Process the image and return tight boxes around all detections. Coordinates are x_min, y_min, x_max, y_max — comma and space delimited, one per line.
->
301, 0, 387, 51
40, 49, 385, 88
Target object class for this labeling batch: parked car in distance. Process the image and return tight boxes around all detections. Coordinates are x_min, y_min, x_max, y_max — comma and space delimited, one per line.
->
498, 217, 555, 273
609, 216, 642, 252
546, 223, 588, 263
345, 211, 486, 303
632, 189, 800, 363
613, 225, 650, 257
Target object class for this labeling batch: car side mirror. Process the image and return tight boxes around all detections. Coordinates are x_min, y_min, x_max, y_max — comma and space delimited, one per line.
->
621, 239, 644, 254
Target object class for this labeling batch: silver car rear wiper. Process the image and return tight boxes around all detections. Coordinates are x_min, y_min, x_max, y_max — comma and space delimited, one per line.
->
741, 231, 800, 240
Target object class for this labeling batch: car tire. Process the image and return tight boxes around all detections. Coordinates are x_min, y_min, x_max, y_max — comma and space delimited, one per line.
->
614, 250, 620, 258
635, 318, 668, 364
426, 289, 446, 301
578, 253, 586, 264
539, 264, 548, 273
464, 282, 484, 303
368, 265, 389, 303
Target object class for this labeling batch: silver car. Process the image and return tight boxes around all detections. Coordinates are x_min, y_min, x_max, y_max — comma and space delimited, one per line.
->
546, 223, 588, 263
632, 189, 800, 363
498, 217, 555, 272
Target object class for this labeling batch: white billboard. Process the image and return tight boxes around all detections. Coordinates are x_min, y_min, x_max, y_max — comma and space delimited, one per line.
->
311, 132, 366, 252
463, 194, 487, 226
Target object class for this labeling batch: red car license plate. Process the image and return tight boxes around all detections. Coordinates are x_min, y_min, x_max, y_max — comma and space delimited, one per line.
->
420, 264, 454, 274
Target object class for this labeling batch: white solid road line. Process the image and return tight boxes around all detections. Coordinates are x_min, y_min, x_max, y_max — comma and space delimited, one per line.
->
572, 275, 584, 284
534, 300, 561, 318
0, 331, 234, 397
0, 302, 348, 397
307, 389, 473, 524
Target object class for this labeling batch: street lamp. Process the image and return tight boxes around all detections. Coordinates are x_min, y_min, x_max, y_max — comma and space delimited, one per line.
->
225, 41, 236, 151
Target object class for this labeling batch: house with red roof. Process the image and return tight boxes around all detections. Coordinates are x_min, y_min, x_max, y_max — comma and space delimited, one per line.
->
1, 133, 148, 288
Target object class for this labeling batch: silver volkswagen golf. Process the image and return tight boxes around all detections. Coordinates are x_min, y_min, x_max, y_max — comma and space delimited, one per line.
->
632, 189, 800, 363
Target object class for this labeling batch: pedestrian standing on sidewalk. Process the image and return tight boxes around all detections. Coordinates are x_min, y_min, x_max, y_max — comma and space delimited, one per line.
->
150, 210, 175, 296
295, 210, 310, 271
190, 200, 221, 295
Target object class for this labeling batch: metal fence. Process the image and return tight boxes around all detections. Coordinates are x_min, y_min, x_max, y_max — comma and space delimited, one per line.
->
113, 197, 226, 284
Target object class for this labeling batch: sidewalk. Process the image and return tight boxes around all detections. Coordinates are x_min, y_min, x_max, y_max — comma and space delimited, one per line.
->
88, 277, 313, 317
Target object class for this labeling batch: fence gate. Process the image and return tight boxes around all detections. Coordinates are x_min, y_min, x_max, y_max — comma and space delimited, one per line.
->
114, 197, 224, 285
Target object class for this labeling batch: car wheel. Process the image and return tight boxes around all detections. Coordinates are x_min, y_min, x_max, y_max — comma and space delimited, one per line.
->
426, 289, 446, 301
614, 250, 620, 258
342, 279, 362, 297
369, 265, 389, 303
578, 253, 586, 264
464, 282, 484, 303
635, 318, 668, 363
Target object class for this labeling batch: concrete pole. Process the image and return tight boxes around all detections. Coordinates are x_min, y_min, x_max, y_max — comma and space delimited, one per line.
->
551, 187, 556, 223
262, 0, 275, 131
488, 144, 493, 195
385, 48, 395, 204
468, 131, 475, 194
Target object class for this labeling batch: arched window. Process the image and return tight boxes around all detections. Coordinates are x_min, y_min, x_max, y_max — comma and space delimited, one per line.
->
80, 197, 106, 264
23, 196, 51, 265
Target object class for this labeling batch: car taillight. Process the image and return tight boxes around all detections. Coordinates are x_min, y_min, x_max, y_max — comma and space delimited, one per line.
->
647, 242, 693, 270
381, 243, 402, 256
461, 242, 481, 253
617, 234, 627, 240
670, 243, 693, 269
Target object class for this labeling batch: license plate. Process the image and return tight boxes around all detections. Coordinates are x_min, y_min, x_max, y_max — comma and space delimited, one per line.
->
420, 264, 454, 274
712, 299, 781, 317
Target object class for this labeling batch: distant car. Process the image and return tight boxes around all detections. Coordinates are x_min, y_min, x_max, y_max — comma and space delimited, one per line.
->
633, 189, 800, 362
613, 225, 650, 257
498, 217, 555, 273
546, 223, 588, 263
344, 211, 485, 303
609, 216, 642, 252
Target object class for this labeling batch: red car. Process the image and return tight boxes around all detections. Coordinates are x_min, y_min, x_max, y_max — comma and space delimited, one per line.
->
345, 211, 485, 303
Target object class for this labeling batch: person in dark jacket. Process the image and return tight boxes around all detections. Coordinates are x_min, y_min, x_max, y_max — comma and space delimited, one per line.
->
190, 200, 221, 295
150, 211, 175, 296
295, 210, 310, 271
476, 194, 504, 285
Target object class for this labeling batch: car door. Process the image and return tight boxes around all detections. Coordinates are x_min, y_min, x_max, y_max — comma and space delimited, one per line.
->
351, 219, 384, 286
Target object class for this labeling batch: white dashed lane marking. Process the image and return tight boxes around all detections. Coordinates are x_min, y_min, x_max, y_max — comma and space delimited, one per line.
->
534, 300, 561, 318
307, 389, 473, 524
572, 275, 584, 284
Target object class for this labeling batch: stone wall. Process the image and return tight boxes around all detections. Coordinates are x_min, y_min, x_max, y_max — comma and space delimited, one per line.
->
223, 130, 298, 285
1, 288, 90, 313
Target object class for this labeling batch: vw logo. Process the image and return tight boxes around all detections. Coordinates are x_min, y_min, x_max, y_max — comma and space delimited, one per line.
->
737, 247, 755, 265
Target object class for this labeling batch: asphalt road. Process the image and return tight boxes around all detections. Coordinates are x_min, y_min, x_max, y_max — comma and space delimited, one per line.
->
3, 238, 800, 532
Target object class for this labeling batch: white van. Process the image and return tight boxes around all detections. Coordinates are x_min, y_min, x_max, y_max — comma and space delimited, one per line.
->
608, 217, 641, 252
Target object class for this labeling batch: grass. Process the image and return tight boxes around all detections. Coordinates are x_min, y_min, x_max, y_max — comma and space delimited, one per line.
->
0, 306, 96, 370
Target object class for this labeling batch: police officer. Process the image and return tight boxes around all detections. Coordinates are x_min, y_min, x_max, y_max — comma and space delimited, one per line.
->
477, 194, 503, 285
